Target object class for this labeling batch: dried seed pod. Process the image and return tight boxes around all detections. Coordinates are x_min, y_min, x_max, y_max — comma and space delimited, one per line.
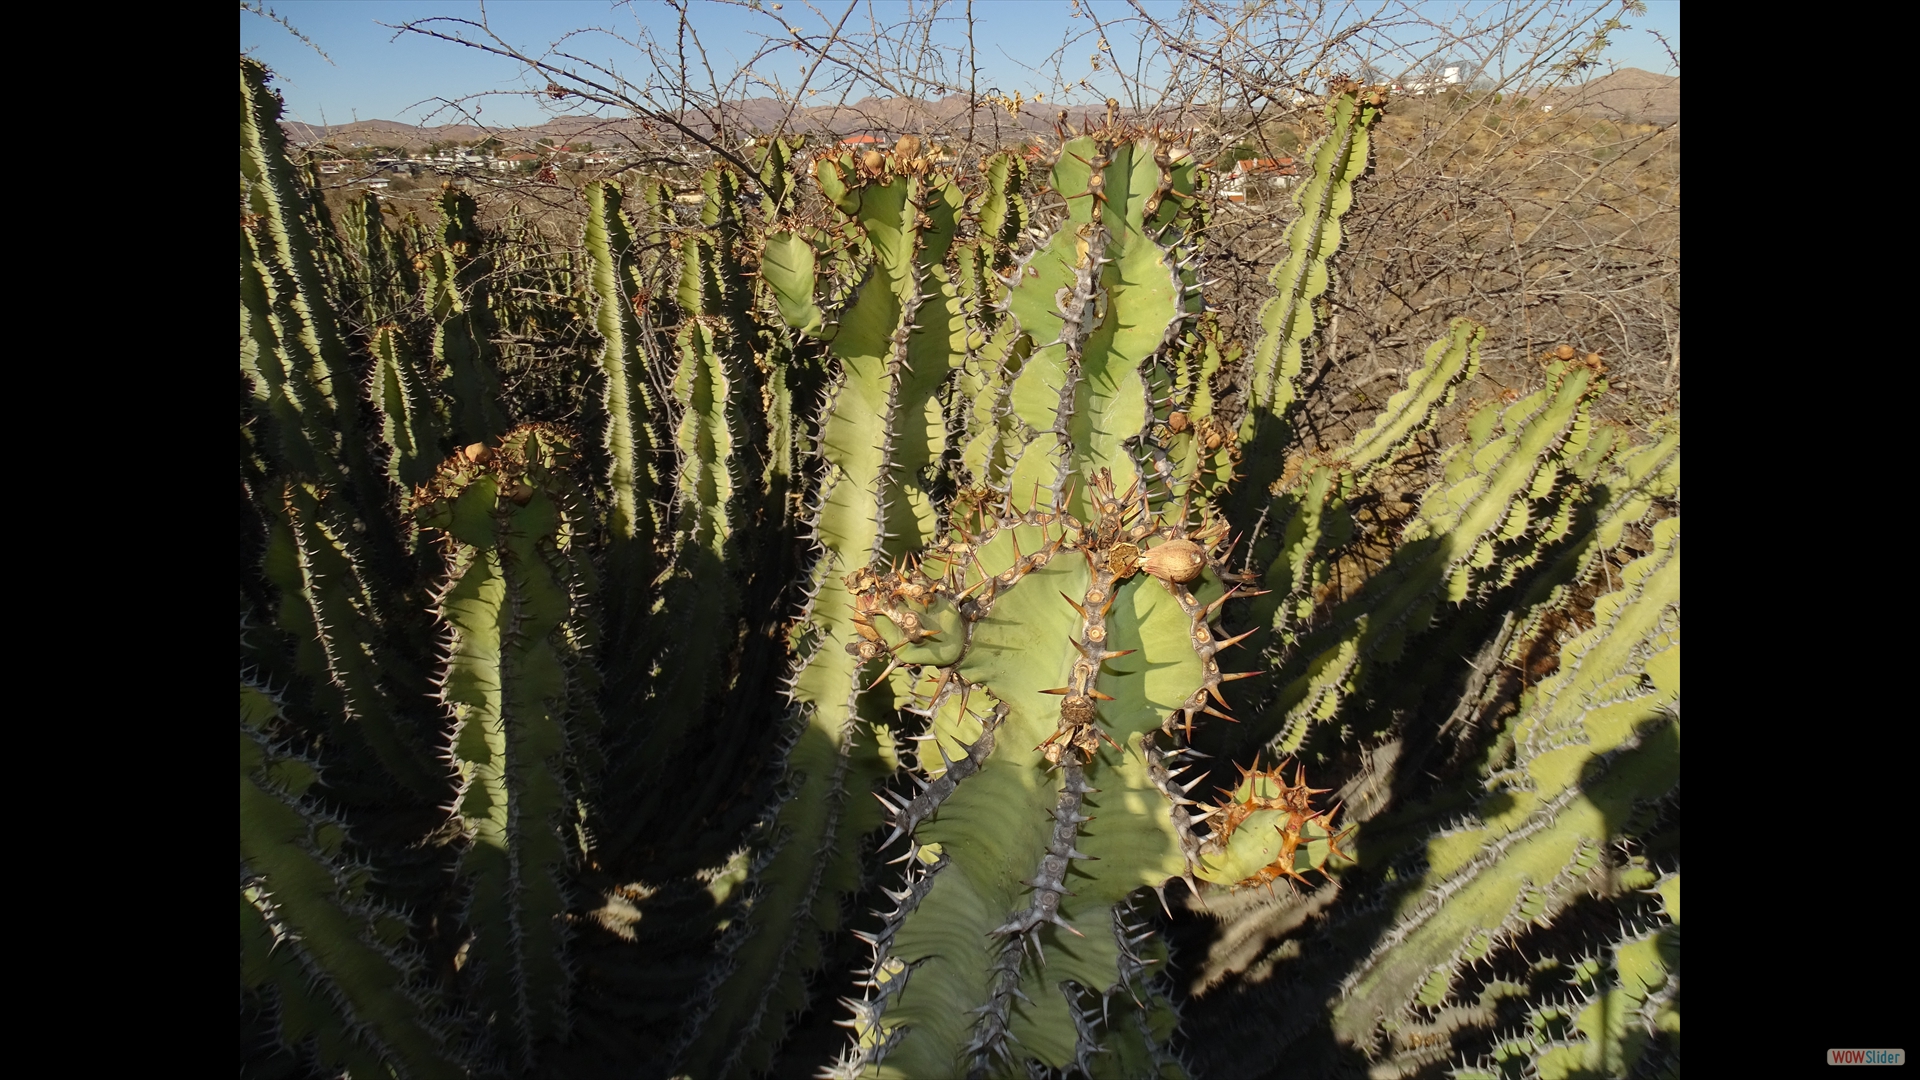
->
1107, 542, 1141, 578
861, 149, 884, 172
1140, 539, 1205, 584
1167, 411, 1189, 434
464, 442, 494, 465
893, 134, 921, 159
507, 482, 535, 506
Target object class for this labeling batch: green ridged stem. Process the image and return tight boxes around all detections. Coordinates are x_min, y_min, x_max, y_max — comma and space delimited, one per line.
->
763, 230, 827, 338
678, 168, 750, 322
420, 189, 509, 450
1515, 893, 1679, 1080
1240, 321, 1478, 646
277, 480, 440, 796
240, 56, 389, 527
240, 680, 463, 1080
755, 136, 804, 219
972, 151, 1028, 251
1142, 317, 1235, 514
1001, 137, 1098, 507
1256, 358, 1608, 754
422, 427, 586, 1067
1505, 425, 1679, 643
339, 192, 419, 326
679, 167, 951, 1079
1232, 87, 1383, 512
582, 179, 664, 550
582, 179, 668, 718
958, 322, 1030, 490
1341, 318, 1482, 478
1064, 140, 1183, 515
606, 320, 748, 859
1331, 515, 1678, 1050
370, 325, 443, 495
1001, 137, 1187, 518
831, 484, 1259, 1078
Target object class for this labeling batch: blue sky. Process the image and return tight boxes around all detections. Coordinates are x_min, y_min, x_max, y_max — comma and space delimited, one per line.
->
241, 1, 1679, 130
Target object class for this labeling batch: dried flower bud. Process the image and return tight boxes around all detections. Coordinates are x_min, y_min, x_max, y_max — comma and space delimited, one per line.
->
1140, 539, 1206, 584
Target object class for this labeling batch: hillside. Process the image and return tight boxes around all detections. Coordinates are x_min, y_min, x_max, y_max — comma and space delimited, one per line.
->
283, 95, 1213, 151
281, 69, 1678, 152
1538, 67, 1678, 125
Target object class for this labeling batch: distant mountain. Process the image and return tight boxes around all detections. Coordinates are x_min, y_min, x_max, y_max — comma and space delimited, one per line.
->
280, 70, 1678, 153
280, 95, 1212, 152
1538, 68, 1678, 125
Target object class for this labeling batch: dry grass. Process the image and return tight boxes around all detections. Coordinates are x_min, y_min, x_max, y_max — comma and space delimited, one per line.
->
1206, 91, 1678, 456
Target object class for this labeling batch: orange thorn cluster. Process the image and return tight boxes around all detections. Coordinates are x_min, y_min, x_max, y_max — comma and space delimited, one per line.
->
1210, 757, 1354, 891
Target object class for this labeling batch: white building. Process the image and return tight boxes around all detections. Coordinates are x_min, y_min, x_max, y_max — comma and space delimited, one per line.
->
1397, 65, 1463, 96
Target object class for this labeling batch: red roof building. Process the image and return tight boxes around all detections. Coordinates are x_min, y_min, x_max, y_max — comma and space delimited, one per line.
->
1233, 156, 1297, 177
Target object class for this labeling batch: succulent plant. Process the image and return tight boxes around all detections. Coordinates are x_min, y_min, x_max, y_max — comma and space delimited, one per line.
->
239, 54, 1677, 1080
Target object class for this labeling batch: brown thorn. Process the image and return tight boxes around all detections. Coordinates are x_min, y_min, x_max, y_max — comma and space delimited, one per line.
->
1219, 530, 1244, 565
1202, 586, 1243, 616
1059, 591, 1088, 618
1087, 689, 1116, 702
927, 665, 955, 706
1218, 670, 1262, 682
865, 659, 903, 691
1038, 686, 1073, 695
1216, 627, 1259, 651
